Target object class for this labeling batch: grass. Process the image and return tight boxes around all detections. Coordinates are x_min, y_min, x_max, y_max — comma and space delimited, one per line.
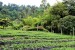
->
52, 47, 75, 50
0, 29, 75, 50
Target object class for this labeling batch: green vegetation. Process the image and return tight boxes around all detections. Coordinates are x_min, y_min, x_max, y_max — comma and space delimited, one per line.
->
0, 30, 75, 50
52, 47, 75, 50
0, 0, 75, 50
0, 0, 75, 35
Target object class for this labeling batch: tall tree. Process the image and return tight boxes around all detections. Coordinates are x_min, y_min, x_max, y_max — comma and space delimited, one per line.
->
63, 0, 75, 16
59, 15, 75, 35
40, 0, 47, 10
50, 3, 69, 18
0, 2, 3, 11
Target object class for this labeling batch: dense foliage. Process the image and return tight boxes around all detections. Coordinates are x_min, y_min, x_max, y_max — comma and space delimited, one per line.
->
0, 0, 75, 35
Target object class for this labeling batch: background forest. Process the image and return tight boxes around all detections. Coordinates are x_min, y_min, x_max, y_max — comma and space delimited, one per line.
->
0, 0, 75, 35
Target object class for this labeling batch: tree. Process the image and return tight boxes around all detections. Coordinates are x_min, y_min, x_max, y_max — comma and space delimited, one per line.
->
59, 15, 75, 35
50, 3, 69, 18
40, 0, 47, 9
0, 18, 10, 29
63, 0, 75, 16
12, 19, 23, 30
0, 2, 3, 11
23, 16, 34, 27
42, 6, 60, 32
0, 1, 3, 6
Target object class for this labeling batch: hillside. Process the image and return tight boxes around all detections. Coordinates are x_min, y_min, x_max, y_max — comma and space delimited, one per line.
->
0, 30, 75, 50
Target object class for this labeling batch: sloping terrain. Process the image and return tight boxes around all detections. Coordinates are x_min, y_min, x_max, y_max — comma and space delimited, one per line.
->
0, 30, 75, 50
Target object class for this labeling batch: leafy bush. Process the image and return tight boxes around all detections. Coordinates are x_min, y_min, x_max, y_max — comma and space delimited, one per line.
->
12, 19, 23, 30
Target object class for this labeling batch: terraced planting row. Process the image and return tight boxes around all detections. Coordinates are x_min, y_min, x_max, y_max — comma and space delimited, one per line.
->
0, 30, 75, 50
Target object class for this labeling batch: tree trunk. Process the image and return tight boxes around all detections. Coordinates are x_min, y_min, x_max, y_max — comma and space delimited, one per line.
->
73, 27, 74, 36
3, 26, 4, 29
51, 26, 52, 32
61, 28, 62, 35
37, 24, 38, 31
52, 27, 54, 33
70, 32, 71, 35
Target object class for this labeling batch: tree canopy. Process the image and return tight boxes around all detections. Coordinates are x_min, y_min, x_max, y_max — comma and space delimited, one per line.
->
0, 0, 75, 35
